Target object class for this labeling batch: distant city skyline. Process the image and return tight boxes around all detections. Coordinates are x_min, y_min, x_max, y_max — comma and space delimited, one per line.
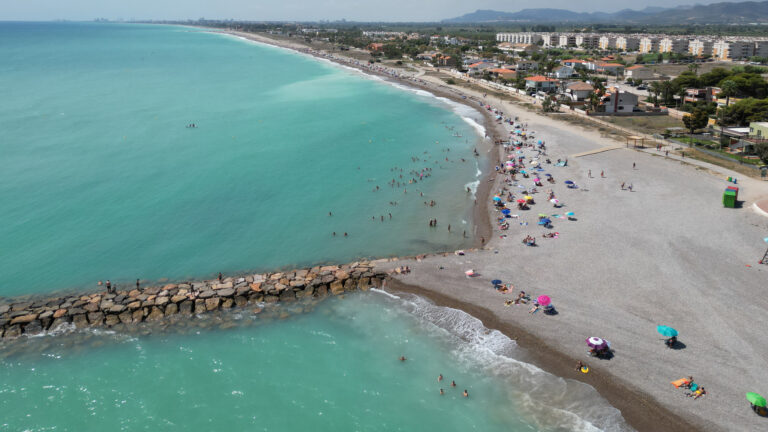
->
0, 0, 745, 22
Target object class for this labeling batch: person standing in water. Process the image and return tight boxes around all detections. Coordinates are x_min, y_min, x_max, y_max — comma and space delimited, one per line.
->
463, 390, 469, 397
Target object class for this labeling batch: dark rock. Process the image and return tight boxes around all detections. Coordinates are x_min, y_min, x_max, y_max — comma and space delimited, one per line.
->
279, 290, 296, 302
165, 303, 178, 316
221, 298, 234, 309
114, 295, 126, 304
118, 311, 132, 324
4, 325, 21, 338
87, 312, 105, 325
50, 316, 71, 330
180, 300, 194, 314
73, 314, 89, 328
23, 320, 43, 335
315, 285, 328, 296
0, 305, 9, 314
194, 299, 207, 314
40, 317, 52, 330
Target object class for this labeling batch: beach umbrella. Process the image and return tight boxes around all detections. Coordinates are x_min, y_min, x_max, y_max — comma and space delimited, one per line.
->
516, 199, 526, 203
586, 337, 608, 350
538, 213, 547, 218
564, 180, 574, 185
539, 218, 552, 225
565, 211, 575, 217
491, 279, 502, 286
493, 196, 502, 201
465, 270, 475, 277
537, 295, 551, 306
524, 196, 533, 201
746, 392, 767, 407
533, 177, 541, 182
520, 170, 527, 174
501, 209, 511, 215
545, 173, 552, 177
550, 199, 559, 204
657, 325, 679, 338
531, 161, 539, 166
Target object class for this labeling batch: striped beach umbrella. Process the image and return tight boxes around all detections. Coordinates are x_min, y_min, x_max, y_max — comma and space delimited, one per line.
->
586, 337, 608, 350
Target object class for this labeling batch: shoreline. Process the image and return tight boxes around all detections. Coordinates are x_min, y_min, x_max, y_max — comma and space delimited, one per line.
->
212, 28, 501, 249
385, 278, 699, 432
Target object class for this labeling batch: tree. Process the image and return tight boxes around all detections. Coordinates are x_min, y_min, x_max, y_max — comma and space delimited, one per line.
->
649, 81, 663, 106
754, 142, 768, 164
688, 63, 700, 75
722, 98, 768, 126
682, 108, 709, 146
719, 80, 738, 108
542, 96, 560, 113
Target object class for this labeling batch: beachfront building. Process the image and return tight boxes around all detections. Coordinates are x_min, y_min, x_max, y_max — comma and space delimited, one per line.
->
561, 59, 588, 69
362, 31, 405, 39
625, 65, 654, 80
564, 81, 594, 101
496, 32, 543, 45
639, 37, 660, 54
591, 62, 624, 76
712, 40, 755, 60
488, 68, 517, 80
683, 87, 720, 104
659, 37, 690, 54
599, 36, 616, 51
599, 88, 639, 113
688, 39, 714, 57
467, 61, 496, 76
525, 75, 559, 93
615, 36, 640, 52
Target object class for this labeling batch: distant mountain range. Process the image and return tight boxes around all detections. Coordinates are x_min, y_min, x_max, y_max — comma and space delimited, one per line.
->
443, 1, 768, 24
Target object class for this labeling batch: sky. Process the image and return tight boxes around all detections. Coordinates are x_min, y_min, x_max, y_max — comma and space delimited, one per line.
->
0, 0, 731, 22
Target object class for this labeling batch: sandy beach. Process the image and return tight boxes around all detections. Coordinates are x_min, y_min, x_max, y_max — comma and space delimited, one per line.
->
218, 30, 768, 431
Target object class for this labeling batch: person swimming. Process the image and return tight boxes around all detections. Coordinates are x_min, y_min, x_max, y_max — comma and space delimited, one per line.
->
463, 390, 469, 397
438, 374, 443, 382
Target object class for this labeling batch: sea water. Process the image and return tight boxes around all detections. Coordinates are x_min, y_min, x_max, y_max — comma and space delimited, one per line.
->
0, 22, 483, 296
0, 292, 630, 431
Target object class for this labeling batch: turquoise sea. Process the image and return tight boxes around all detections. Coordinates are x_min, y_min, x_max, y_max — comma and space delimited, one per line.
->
0, 23, 630, 431
0, 22, 482, 296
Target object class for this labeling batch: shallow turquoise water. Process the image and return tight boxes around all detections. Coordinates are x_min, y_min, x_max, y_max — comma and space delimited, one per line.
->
0, 292, 629, 431
0, 22, 483, 296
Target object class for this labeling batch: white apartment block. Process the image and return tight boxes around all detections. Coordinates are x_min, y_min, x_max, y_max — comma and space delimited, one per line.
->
688, 39, 714, 56
756, 40, 768, 58
495, 32, 542, 44
615, 36, 640, 52
599, 36, 616, 50
713, 40, 755, 60
558, 34, 577, 48
659, 37, 690, 53
639, 37, 659, 54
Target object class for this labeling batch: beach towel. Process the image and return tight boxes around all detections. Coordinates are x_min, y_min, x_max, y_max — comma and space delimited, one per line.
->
671, 378, 690, 388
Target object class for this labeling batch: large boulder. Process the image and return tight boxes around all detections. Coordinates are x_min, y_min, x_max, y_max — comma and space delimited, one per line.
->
146, 307, 164, 321
87, 312, 105, 325
180, 300, 194, 314
330, 280, 344, 295
72, 314, 88, 328
205, 298, 220, 311
10, 313, 38, 325
165, 303, 178, 316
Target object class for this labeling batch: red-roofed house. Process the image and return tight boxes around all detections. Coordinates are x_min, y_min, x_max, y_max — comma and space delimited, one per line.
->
525, 75, 559, 92
595, 62, 625, 75
467, 61, 495, 76
488, 68, 517, 80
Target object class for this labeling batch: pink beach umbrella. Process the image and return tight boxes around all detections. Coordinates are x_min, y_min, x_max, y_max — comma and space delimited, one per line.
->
465, 270, 475, 277
537, 295, 551, 306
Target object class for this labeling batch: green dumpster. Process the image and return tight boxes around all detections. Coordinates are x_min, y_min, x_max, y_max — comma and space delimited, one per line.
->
723, 189, 736, 208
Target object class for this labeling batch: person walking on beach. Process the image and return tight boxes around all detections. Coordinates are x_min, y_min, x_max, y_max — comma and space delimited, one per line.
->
620, 182, 625, 190
106, 280, 112, 293
588, 169, 592, 178
633, 162, 636, 169
600, 170, 605, 178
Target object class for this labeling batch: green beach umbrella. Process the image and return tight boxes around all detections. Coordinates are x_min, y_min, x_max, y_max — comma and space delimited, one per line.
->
746, 392, 766, 407
656, 325, 678, 337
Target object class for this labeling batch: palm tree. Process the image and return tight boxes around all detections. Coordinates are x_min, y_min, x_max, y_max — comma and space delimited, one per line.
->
688, 62, 700, 76
660, 80, 674, 106
649, 81, 663, 107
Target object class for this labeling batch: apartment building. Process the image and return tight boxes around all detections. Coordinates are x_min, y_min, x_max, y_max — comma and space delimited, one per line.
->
599, 36, 616, 51
558, 34, 577, 48
615, 36, 640, 52
756, 40, 768, 58
495, 32, 543, 44
639, 37, 659, 54
659, 37, 690, 54
688, 39, 714, 56
713, 40, 755, 60
577, 35, 601, 49
542, 33, 560, 47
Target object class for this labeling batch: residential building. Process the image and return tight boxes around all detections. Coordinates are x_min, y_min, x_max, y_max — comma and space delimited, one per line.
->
749, 122, 768, 138
542, 33, 560, 47
561, 59, 588, 69
525, 75, 559, 92
625, 65, 654, 80
615, 36, 640, 52
558, 34, 577, 48
639, 37, 659, 54
659, 37, 689, 54
495, 32, 542, 45
688, 39, 713, 57
595, 62, 625, 75
756, 41, 768, 58
467, 62, 496, 75
713, 40, 755, 60
600, 88, 639, 113
599, 36, 616, 51
564, 81, 594, 101
488, 68, 517, 80
434, 55, 457, 67
515, 60, 539, 72
683, 87, 720, 103
576, 35, 601, 49
367, 43, 384, 52
553, 66, 576, 79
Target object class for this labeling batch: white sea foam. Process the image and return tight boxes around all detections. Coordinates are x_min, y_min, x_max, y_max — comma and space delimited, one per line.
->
371, 290, 633, 432
464, 180, 480, 197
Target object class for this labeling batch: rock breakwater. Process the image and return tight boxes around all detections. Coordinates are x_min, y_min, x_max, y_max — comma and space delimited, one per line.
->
0, 262, 387, 338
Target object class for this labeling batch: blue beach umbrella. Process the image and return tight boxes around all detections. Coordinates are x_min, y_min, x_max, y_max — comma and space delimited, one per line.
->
565, 212, 575, 217
491, 279, 502, 286
564, 180, 574, 185
657, 325, 679, 337
501, 209, 511, 215
538, 218, 552, 225
545, 173, 552, 177
493, 196, 502, 201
